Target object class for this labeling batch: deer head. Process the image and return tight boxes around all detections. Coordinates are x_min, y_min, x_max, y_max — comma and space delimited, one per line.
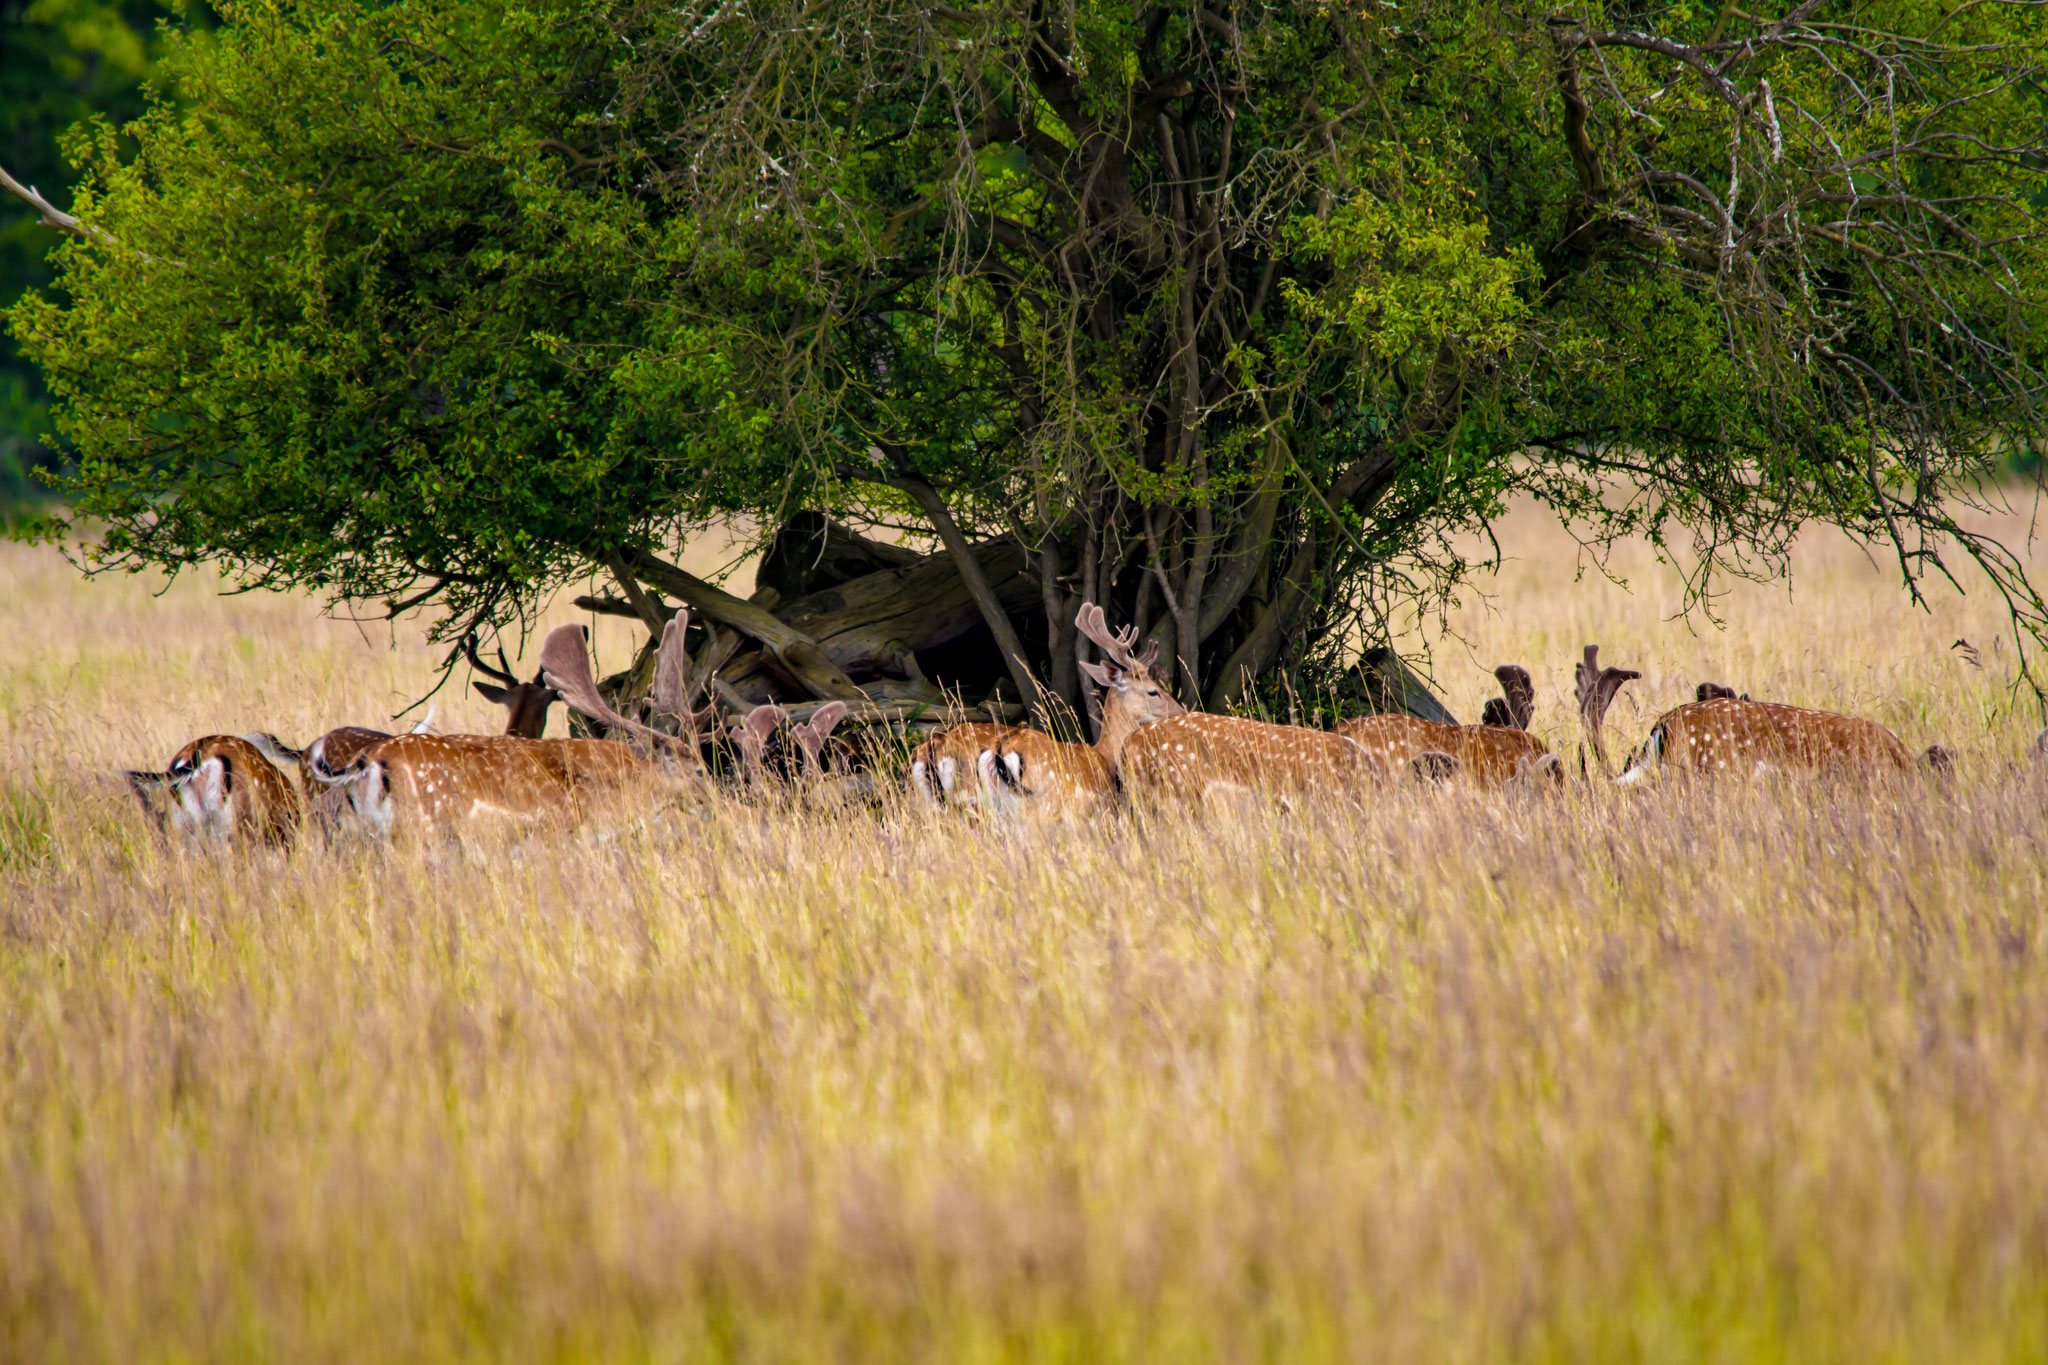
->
539, 616, 711, 761
463, 634, 561, 738
1513, 751, 1566, 789
1074, 602, 1184, 759
1574, 644, 1641, 778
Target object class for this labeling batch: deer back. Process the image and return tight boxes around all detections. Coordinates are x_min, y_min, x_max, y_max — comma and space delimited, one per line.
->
1119, 713, 1385, 804
1337, 714, 1552, 786
1634, 697, 1909, 778
338, 734, 577, 837
130, 735, 302, 847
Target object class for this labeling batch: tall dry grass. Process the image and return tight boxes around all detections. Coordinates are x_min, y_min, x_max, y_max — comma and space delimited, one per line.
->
2, 508, 2046, 1363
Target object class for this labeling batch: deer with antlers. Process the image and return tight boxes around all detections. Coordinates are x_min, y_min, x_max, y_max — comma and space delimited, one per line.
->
986, 604, 1393, 817
976, 606, 1184, 820
319, 617, 712, 837
126, 735, 303, 847
1574, 645, 1951, 783
463, 634, 561, 737
1337, 665, 1559, 787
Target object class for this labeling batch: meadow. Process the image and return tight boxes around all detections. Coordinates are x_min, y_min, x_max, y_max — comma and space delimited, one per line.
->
2, 505, 2047, 1362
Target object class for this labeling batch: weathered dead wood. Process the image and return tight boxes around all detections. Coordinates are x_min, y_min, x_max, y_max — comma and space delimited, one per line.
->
1347, 648, 1460, 726
755, 510, 921, 601
776, 536, 1038, 676
626, 551, 865, 700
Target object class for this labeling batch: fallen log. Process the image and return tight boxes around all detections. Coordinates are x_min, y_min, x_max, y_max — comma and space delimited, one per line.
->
754, 510, 921, 601
625, 551, 866, 700
777, 536, 1038, 677
1347, 648, 1460, 725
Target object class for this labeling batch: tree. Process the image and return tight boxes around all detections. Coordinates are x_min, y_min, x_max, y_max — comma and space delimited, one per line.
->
10, 0, 2048, 730
0, 0, 203, 498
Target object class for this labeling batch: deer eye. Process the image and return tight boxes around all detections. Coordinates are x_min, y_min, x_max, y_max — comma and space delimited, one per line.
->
1146, 688, 1160, 697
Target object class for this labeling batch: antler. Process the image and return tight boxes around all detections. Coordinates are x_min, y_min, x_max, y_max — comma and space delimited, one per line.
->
646, 611, 719, 742
459, 632, 522, 687
538, 624, 697, 759
731, 704, 787, 774
1574, 644, 1640, 778
1493, 665, 1535, 730
1074, 602, 1160, 672
790, 701, 848, 774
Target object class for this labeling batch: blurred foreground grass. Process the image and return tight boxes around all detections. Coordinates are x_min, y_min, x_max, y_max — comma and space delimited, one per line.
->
1, 507, 2046, 1362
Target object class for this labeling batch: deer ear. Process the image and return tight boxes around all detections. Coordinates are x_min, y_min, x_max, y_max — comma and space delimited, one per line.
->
1078, 659, 1115, 689
474, 682, 509, 705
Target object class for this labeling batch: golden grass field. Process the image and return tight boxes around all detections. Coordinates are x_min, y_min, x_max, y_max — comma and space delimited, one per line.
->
3, 503, 2048, 1362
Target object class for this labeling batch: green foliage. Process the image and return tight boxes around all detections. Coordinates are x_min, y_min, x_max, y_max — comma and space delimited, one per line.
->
0, 0, 202, 496
10, 0, 2048, 694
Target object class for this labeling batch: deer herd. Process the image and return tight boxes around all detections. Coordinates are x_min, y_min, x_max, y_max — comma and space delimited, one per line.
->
124, 601, 2033, 851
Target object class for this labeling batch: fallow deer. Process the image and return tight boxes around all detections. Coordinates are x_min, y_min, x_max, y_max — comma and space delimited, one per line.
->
463, 634, 561, 738
1574, 645, 1950, 783
981, 723, 1119, 821
1337, 665, 1558, 786
323, 617, 709, 837
993, 603, 1391, 814
909, 722, 1020, 807
974, 608, 1188, 820
126, 735, 302, 847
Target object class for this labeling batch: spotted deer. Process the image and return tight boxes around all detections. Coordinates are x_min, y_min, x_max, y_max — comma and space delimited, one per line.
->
989, 603, 1393, 815
976, 607, 1185, 820
1574, 645, 1951, 783
125, 735, 303, 847
1338, 665, 1558, 786
322, 617, 708, 837
909, 722, 1019, 807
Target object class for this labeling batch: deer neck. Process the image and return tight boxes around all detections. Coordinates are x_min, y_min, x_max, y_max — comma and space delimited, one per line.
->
1094, 695, 1163, 769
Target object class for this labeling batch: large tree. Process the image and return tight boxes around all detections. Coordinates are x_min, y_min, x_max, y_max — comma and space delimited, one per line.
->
10, 0, 2048, 728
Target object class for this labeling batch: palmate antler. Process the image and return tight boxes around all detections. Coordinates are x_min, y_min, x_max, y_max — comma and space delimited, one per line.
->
789, 701, 849, 775
730, 704, 787, 776
1481, 664, 1536, 730
538, 613, 713, 761
1074, 602, 1161, 673
1574, 644, 1640, 778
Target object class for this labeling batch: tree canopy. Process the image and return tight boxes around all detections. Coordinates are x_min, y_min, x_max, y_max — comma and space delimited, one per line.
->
0, 0, 204, 497
10, 0, 2048, 718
